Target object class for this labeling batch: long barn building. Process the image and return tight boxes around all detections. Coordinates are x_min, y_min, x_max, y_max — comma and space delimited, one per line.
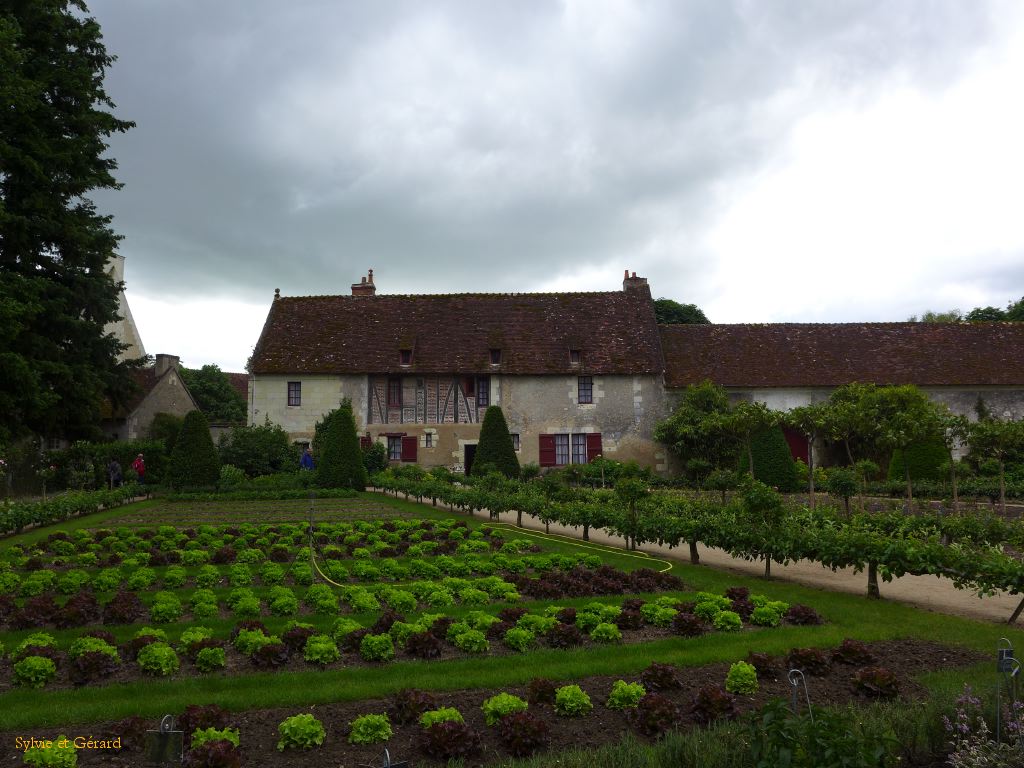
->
248, 271, 1024, 474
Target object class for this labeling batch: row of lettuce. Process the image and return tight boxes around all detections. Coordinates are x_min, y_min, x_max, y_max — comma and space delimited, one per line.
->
0, 485, 142, 537
374, 469, 1024, 599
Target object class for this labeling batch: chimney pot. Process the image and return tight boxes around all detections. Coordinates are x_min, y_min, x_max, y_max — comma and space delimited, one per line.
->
351, 271, 377, 296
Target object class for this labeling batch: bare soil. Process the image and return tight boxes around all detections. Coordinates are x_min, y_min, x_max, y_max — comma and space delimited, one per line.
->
0, 639, 982, 767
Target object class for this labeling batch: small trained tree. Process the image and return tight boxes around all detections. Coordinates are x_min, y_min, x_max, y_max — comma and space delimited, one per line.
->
739, 478, 786, 578
654, 380, 737, 482
825, 468, 858, 518
472, 406, 520, 479
785, 403, 828, 509
165, 410, 220, 489
614, 478, 649, 551
727, 401, 778, 479
362, 441, 388, 476
968, 417, 1024, 514
315, 401, 367, 491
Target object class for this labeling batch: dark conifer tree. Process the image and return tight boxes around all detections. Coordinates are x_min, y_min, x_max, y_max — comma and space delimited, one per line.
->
316, 400, 367, 490
166, 410, 220, 489
0, 1, 139, 443
472, 406, 520, 479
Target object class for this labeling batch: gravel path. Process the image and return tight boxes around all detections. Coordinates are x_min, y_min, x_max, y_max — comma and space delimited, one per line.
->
389, 492, 1024, 626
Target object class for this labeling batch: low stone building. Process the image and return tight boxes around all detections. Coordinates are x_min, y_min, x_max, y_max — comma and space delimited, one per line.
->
102, 354, 199, 441
248, 271, 1024, 474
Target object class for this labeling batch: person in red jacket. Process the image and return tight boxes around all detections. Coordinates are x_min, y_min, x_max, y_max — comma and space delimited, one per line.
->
132, 453, 146, 484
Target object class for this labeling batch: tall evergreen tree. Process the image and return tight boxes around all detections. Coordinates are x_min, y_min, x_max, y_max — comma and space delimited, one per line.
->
0, 1, 138, 443
165, 410, 220, 489
316, 400, 367, 490
472, 406, 520, 479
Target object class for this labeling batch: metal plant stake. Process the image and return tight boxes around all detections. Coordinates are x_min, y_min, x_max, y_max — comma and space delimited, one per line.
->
788, 668, 813, 723
143, 715, 183, 764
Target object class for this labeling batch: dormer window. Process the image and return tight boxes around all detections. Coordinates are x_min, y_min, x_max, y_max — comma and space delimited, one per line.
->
489, 348, 501, 365
569, 349, 581, 365
399, 349, 412, 366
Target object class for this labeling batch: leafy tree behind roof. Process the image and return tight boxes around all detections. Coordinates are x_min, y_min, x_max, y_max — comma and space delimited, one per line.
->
0, 1, 139, 443
654, 298, 710, 324
180, 364, 246, 423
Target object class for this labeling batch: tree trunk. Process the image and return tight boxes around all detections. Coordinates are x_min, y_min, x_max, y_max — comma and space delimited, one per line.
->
904, 450, 913, 509
1008, 596, 1024, 625
807, 434, 815, 510
747, 439, 755, 478
951, 463, 959, 515
688, 540, 699, 564
720, 489, 726, 505
545, 521, 550, 534
867, 561, 880, 598
516, 509, 523, 527
763, 557, 771, 579
583, 524, 589, 541
843, 496, 850, 518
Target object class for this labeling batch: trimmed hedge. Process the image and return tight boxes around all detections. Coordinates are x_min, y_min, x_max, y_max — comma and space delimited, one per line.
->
887, 440, 949, 483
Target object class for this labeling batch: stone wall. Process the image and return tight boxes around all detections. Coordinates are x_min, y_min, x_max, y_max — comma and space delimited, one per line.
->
120, 368, 196, 441
250, 374, 368, 442
252, 373, 668, 472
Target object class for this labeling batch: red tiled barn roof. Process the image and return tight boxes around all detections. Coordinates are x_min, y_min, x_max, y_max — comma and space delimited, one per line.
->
250, 288, 662, 376
660, 323, 1024, 388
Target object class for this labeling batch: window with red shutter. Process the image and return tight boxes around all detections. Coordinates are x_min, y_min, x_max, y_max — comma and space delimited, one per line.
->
539, 434, 556, 467
400, 436, 418, 462
586, 433, 603, 462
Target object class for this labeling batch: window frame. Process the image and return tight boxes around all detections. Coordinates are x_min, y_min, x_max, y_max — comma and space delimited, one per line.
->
399, 349, 412, 366
387, 436, 402, 461
425, 432, 433, 448
489, 348, 502, 365
577, 375, 593, 404
476, 376, 490, 407
387, 377, 402, 408
553, 434, 570, 466
571, 433, 588, 464
287, 381, 301, 407
569, 349, 581, 365
511, 433, 520, 452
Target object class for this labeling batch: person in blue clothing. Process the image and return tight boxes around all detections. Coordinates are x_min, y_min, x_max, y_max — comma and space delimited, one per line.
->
300, 446, 315, 470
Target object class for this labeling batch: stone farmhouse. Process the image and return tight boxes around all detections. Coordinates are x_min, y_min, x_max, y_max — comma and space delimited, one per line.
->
247, 271, 1024, 474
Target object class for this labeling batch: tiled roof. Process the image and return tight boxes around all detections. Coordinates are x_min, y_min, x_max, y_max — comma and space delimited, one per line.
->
250, 288, 662, 375
660, 323, 1024, 388
225, 372, 249, 402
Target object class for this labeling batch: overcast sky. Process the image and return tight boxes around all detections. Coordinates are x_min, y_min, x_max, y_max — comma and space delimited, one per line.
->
88, 0, 1024, 372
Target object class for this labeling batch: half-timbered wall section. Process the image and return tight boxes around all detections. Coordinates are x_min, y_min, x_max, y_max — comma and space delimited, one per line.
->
367, 375, 493, 424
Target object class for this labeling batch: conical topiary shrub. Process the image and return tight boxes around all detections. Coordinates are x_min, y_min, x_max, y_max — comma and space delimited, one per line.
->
472, 406, 520, 479
316, 400, 368, 490
165, 409, 220, 489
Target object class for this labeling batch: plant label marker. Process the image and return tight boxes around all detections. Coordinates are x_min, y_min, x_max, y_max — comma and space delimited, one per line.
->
381, 747, 410, 768
787, 668, 813, 723
143, 715, 183, 764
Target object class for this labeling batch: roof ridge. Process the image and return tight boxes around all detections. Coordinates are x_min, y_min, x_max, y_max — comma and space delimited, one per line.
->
279, 290, 631, 300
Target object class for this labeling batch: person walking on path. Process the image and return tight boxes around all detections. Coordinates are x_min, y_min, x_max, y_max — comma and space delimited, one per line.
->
132, 453, 146, 484
108, 459, 123, 489
300, 447, 315, 471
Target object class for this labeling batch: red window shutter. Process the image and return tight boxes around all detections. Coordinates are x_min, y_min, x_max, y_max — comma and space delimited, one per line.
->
586, 433, 603, 462
401, 436, 418, 462
360, 435, 371, 450
539, 434, 556, 467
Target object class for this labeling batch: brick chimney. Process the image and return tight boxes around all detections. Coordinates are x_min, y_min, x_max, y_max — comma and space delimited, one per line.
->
622, 269, 648, 292
351, 269, 376, 296
154, 354, 180, 377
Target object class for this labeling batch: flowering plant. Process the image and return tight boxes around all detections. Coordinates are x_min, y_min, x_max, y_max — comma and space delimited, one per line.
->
944, 684, 1024, 768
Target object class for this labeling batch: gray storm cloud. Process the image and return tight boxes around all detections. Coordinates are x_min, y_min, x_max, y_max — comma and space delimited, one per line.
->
89, 0, 1010, 312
